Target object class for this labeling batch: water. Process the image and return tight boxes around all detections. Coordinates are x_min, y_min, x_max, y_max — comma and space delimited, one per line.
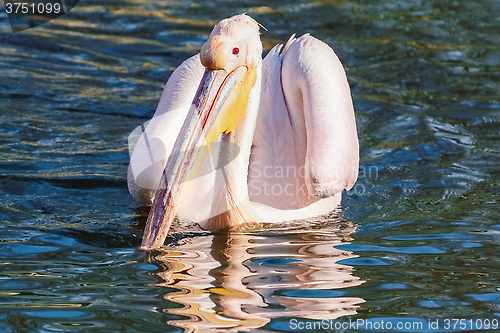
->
1, 0, 499, 331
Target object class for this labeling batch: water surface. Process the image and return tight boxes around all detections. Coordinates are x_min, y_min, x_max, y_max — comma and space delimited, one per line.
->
0, 0, 499, 332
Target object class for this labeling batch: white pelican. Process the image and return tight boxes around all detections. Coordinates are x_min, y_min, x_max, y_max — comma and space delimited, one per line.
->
128, 14, 359, 249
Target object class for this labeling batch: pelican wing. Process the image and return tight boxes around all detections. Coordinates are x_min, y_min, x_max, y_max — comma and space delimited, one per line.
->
127, 55, 205, 206
250, 35, 358, 210
281, 34, 359, 197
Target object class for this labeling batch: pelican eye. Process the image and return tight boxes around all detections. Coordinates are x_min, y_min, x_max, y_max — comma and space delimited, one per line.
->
232, 47, 239, 55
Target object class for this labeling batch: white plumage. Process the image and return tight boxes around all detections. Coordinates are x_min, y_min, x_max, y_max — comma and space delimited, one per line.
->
127, 14, 359, 248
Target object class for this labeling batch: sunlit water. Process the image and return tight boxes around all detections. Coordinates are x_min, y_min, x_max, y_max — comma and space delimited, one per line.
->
1, 0, 499, 332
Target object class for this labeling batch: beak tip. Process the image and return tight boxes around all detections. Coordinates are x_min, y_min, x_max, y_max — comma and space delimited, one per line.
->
140, 238, 156, 251
140, 235, 166, 251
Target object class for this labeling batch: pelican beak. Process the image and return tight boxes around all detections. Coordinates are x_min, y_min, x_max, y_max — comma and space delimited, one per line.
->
141, 65, 257, 250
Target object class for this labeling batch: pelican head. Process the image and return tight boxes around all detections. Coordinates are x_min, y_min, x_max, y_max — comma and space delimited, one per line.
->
141, 14, 262, 249
200, 14, 262, 72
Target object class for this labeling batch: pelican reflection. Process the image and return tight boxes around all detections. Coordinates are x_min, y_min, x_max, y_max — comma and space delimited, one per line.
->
154, 221, 364, 332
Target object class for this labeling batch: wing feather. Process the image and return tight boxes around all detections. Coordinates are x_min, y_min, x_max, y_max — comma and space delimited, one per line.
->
127, 55, 205, 205
281, 34, 359, 197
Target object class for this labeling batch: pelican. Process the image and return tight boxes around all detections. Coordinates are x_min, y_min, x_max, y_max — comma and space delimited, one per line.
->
128, 14, 359, 249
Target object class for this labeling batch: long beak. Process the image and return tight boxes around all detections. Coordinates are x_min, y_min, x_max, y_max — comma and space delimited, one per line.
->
141, 66, 250, 250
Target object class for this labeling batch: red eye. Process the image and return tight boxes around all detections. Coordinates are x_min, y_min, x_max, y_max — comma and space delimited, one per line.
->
232, 47, 239, 55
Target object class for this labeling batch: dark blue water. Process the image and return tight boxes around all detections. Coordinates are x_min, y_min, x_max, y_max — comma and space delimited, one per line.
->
1, 0, 499, 332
